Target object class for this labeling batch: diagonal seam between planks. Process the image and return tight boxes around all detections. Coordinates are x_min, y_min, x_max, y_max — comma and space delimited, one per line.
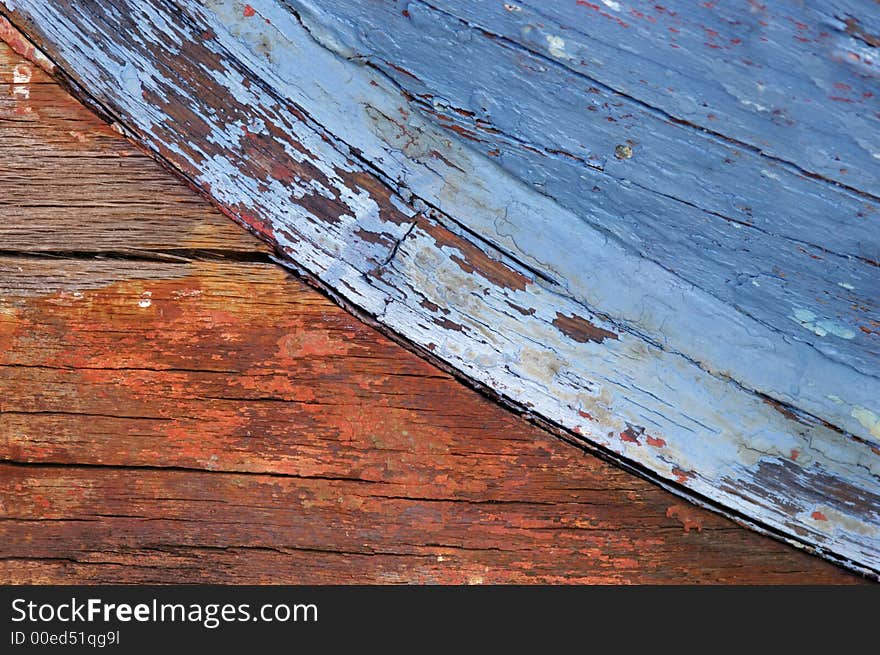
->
1, 3, 872, 580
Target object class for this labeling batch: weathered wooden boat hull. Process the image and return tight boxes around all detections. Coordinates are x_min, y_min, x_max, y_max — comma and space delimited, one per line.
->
2, 1, 877, 576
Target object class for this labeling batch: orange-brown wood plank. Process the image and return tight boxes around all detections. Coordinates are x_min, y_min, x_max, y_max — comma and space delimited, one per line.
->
0, 42, 268, 257
0, 41, 863, 584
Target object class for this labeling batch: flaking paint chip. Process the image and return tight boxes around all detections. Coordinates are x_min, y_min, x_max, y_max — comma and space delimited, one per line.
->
614, 144, 633, 160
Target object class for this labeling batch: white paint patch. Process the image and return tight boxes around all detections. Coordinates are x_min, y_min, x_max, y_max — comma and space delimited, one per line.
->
138, 290, 152, 308
503, 3, 522, 12
13, 63, 32, 84
791, 308, 855, 339
741, 99, 769, 112
851, 406, 880, 440
12, 63, 31, 103
601, 0, 621, 10
546, 35, 567, 59
837, 282, 855, 290
122, 62, 142, 97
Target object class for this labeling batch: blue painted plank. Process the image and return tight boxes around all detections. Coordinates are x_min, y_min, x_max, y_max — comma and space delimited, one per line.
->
426, 0, 880, 191
286, 0, 880, 430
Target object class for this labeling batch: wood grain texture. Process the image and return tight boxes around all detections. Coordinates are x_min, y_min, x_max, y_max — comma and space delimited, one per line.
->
0, 40, 863, 584
1, 2, 877, 575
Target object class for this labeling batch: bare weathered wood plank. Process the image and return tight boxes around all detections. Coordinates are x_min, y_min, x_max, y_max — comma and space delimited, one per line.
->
1, 2, 877, 575
0, 464, 861, 585
0, 42, 271, 256
0, 464, 862, 585
0, 258, 860, 584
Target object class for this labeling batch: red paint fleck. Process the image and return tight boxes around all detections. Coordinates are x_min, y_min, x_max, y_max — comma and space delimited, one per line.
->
575, 1, 630, 28
629, 10, 655, 23
619, 429, 640, 445
666, 505, 703, 533
834, 82, 852, 91
0, 15, 54, 73
829, 96, 854, 103
672, 467, 693, 484
578, 410, 594, 421
402, 9, 411, 17
236, 211, 275, 242
812, 511, 828, 522
646, 435, 666, 448
790, 449, 799, 461
270, 163, 297, 184
243, 5, 255, 17
730, 38, 742, 45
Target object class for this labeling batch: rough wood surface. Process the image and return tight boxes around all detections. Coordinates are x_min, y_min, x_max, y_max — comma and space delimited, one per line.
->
1, 1, 877, 575
0, 40, 863, 584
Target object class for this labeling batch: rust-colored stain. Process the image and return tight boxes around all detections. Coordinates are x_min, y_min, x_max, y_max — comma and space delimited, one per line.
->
844, 17, 880, 47
418, 217, 532, 292
0, 15, 53, 73
763, 397, 808, 426
619, 427, 641, 445
666, 505, 704, 533
672, 467, 695, 484
552, 312, 618, 344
